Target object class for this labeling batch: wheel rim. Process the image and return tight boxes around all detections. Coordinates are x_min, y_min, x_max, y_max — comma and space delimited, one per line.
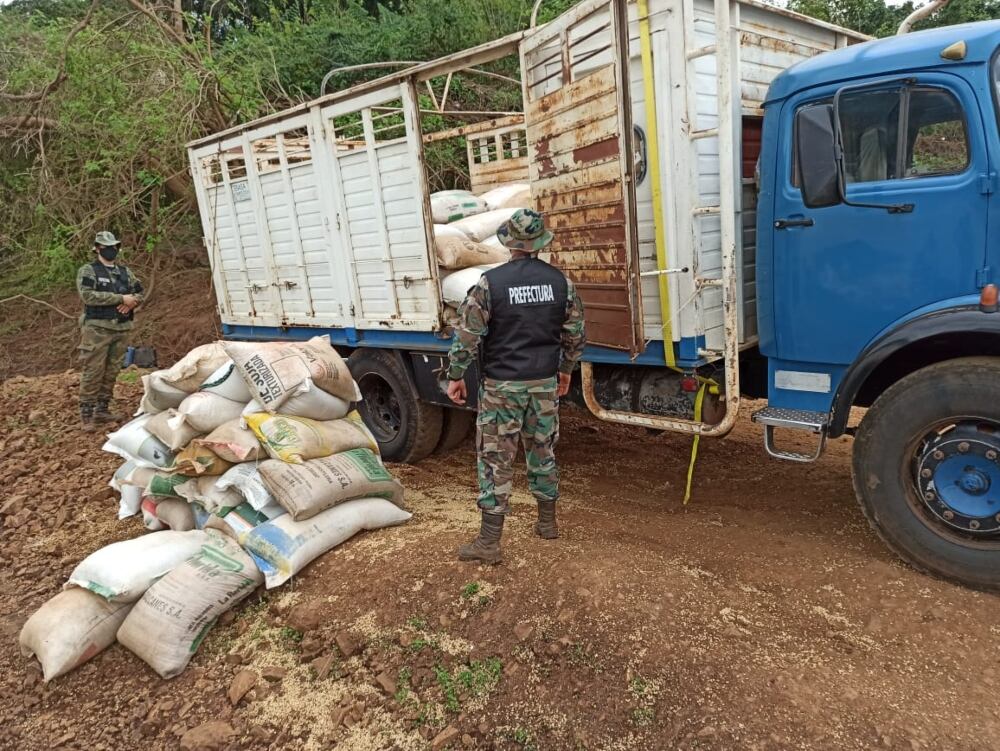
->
357, 372, 402, 443
911, 419, 1000, 541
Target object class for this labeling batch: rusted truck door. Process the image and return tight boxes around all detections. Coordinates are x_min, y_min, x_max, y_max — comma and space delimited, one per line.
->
520, 0, 643, 354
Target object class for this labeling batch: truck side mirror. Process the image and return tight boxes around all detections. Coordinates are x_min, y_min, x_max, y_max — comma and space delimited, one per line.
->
795, 104, 842, 209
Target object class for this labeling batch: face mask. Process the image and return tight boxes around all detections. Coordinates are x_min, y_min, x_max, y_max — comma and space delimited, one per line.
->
97, 244, 119, 262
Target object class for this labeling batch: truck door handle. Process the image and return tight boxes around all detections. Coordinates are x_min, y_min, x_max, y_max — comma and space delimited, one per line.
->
774, 218, 814, 229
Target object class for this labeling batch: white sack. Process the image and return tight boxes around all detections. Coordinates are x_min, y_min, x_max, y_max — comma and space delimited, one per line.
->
118, 484, 143, 520
102, 415, 174, 469
157, 342, 230, 393
215, 463, 276, 512
224, 336, 360, 412
441, 265, 501, 306
117, 531, 263, 679
240, 381, 351, 423
198, 360, 253, 402
450, 207, 520, 243
434, 223, 469, 240
480, 183, 530, 211
241, 497, 411, 588
19, 588, 132, 682
172, 391, 245, 434
137, 372, 187, 415
67, 530, 210, 603
430, 190, 488, 224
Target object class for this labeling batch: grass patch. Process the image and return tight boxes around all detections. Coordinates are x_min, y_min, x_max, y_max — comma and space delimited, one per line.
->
460, 582, 481, 599
117, 369, 140, 384
406, 615, 428, 630
434, 657, 503, 713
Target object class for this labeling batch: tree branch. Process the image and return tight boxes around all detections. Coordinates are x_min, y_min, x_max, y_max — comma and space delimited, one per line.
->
0, 295, 76, 320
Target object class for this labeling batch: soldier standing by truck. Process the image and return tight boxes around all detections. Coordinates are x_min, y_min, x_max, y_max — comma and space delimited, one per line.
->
446, 209, 586, 564
76, 231, 144, 431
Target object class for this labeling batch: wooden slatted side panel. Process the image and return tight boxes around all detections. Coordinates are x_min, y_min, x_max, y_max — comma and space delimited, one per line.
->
522, 0, 641, 353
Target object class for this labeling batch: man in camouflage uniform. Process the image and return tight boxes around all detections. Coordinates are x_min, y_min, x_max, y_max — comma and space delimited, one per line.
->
446, 208, 586, 565
76, 231, 144, 431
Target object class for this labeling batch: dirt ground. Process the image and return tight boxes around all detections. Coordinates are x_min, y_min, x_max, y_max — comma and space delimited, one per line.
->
2, 364, 1000, 751
0, 262, 220, 382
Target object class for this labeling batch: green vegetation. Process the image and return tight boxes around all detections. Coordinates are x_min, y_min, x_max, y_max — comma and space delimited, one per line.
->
0, 0, 575, 295
460, 582, 481, 599
434, 657, 503, 712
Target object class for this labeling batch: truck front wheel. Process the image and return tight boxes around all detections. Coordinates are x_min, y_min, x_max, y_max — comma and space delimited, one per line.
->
853, 357, 1000, 590
348, 349, 443, 464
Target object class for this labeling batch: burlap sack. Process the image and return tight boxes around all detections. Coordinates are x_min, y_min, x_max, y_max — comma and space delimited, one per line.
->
117, 531, 263, 679
154, 498, 196, 531
244, 410, 378, 464
19, 588, 132, 682
195, 419, 264, 462
171, 443, 233, 477
145, 409, 202, 452
258, 448, 404, 520
434, 236, 509, 270
174, 475, 243, 516
223, 336, 360, 411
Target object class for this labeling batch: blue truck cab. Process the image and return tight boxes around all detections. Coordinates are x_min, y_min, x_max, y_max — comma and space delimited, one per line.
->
754, 21, 1000, 588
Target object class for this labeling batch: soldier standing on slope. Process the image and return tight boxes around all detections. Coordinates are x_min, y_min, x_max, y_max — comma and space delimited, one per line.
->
76, 231, 144, 431
446, 208, 586, 565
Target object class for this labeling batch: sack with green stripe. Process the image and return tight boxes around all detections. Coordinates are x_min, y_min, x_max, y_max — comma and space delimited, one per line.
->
67, 530, 210, 602
259, 447, 404, 521
117, 530, 262, 679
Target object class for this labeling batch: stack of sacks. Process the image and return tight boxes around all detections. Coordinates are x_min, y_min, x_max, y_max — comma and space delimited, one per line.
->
20, 335, 414, 682
429, 184, 532, 321
18, 530, 208, 681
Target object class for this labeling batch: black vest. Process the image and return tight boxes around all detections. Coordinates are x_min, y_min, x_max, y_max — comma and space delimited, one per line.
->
85, 262, 137, 322
482, 257, 569, 381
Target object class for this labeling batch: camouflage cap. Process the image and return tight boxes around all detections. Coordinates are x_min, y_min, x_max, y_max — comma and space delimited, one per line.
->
496, 208, 553, 252
94, 231, 120, 247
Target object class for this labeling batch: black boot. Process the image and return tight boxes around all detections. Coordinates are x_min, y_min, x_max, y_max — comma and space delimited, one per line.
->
80, 402, 97, 432
535, 500, 558, 539
94, 400, 124, 424
458, 512, 504, 565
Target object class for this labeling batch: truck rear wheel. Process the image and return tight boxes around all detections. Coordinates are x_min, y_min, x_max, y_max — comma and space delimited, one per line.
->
436, 408, 476, 453
348, 349, 443, 464
853, 357, 1000, 591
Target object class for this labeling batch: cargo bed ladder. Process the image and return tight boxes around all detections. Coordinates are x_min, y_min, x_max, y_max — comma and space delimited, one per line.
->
581, 0, 742, 438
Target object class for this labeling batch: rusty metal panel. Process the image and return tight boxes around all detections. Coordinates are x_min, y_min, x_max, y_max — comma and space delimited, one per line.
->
522, 0, 642, 354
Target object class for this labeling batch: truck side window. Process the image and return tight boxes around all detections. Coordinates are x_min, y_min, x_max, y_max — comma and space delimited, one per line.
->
792, 85, 968, 187
838, 89, 901, 184
905, 88, 968, 177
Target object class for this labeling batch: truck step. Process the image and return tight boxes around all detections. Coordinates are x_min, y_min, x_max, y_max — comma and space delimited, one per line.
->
751, 407, 829, 463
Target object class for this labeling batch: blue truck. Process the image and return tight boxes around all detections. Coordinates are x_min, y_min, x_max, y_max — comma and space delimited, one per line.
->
187, 1, 1000, 590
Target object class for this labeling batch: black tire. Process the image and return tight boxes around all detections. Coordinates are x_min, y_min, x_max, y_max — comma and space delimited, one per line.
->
853, 356, 1000, 591
347, 349, 443, 464
436, 408, 476, 453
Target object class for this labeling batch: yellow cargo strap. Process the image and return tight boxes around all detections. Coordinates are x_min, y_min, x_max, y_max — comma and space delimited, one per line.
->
683, 382, 708, 504
637, 0, 676, 368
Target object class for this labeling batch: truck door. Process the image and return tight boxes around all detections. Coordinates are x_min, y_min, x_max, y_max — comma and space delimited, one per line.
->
319, 85, 440, 331
520, 0, 643, 354
772, 75, 989, 369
